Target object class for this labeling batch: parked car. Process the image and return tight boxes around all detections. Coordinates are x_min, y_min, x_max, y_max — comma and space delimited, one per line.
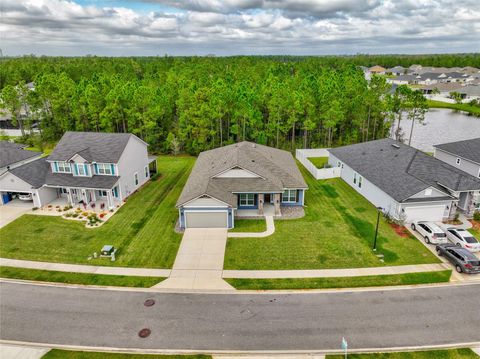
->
446, 228, 480, 253
17, 193, 33, 201
410, 221, 448, 244
436, 244, 480, 274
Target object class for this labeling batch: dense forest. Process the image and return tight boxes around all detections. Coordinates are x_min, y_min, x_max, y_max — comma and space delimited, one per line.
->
0, 54, 477, 154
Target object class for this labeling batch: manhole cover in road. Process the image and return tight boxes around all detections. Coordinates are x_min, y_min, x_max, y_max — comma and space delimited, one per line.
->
138, 328, 151, 338
144, 299, 155, 307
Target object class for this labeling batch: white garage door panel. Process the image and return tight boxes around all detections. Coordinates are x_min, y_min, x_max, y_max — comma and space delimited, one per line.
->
185, 211, 228, 228
403, 205, 446, 222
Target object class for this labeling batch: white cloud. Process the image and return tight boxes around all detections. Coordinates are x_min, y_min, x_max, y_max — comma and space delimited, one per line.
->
1, 0, 479, 56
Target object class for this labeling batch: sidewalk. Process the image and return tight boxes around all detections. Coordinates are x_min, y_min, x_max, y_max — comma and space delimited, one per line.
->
223, 263, 447, 279
228, 216, 275, 238
0, 258, 171, 277
0, 344, 50, 359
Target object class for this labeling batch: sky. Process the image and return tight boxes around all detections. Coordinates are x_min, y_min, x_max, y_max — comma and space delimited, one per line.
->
1, 0, 480, 56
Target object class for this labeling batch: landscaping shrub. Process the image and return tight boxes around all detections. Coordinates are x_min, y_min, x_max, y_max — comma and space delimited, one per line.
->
72, 213, 79, 218
474, 211, 480, 221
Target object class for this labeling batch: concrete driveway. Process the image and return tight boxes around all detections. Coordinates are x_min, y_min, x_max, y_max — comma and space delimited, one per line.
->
156, 228, 234, 290
0, 200, 32, 228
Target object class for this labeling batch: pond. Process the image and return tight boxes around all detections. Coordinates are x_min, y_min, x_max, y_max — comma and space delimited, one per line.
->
393, 108, 480, 152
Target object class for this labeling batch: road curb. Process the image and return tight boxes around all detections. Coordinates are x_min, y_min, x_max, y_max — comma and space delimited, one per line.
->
1, 277, 479, 295
1, 339, 479, 356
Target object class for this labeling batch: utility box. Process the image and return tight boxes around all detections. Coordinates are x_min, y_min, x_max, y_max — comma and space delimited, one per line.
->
100, 245, 115, 257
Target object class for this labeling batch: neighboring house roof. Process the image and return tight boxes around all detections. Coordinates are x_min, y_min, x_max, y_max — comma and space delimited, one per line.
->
48, 131, 145, 163
369, 65, 386, 72
434, 138, 480, 165
177, 141, 307, 207
419, 83, 464, 92
391, 74, 416, 82
0, 141, 41, 168
386, 66, 405, 72
457, 85, 480, 97
329, 139, 480, 203
8, 158, 50, 189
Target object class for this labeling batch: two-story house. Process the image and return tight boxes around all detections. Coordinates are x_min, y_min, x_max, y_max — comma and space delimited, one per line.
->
434, 138, 480, 214
0, 132, 154, 209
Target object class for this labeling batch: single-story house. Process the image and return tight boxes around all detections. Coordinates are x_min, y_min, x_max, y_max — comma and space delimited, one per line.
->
176, 141, 308, 229
328, 139, 480, 222
0, 132, 156, 209
368, 65, 386, 74
386, 66, 406, 76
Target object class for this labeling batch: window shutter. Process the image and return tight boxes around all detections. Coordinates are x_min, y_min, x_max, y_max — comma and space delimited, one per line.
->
111, 164, 115, 175
74, 164, 78, 175
84, 164, 89, 176
94, 163, 99, 174
54, 162, 59, 172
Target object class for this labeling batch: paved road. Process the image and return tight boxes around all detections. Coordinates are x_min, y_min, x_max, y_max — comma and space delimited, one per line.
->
1, 282, 479, 352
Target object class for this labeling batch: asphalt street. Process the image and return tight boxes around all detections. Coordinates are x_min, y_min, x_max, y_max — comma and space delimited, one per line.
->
1, 282, 479, 351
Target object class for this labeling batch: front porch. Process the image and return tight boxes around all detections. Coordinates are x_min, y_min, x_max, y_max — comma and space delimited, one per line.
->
56, 186, 122, 211
236, 203, 278, 218
42, 196, 121, 213
236, 193, 282, 217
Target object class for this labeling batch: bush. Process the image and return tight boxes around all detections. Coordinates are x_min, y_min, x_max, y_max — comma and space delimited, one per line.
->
474, 211, 480, 221
32, 207, 38, 211
99, 213, 106, 219
72, 213, 79, 218
150, 173, 161, 181
82, 212, 89, 217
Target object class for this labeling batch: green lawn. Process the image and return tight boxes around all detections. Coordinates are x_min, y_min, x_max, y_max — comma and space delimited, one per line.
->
0, 267, 165, 287
42, 350, 211, 359
427, 100, 480, 116
226, 270, 451, 290
224, 166, 440, 270
230, 219, 267, 232
308, 156, 329, 168
327, 348, 478, 359
0, 156, 195, 268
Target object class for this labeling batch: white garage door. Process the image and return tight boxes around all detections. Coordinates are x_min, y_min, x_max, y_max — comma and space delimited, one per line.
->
185, 211, 228, 228
403, 205, 446, 222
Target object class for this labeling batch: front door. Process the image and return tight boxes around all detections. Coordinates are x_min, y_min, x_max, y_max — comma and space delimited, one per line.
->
264, 194, 271, 203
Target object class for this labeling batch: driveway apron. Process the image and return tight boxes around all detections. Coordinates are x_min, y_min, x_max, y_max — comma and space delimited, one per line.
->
155, 228, 234, 290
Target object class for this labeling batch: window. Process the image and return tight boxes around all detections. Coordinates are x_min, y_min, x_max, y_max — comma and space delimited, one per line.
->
353, 172, 357, 184
239, 193, 255, 206
134, 172, 139, 186
99, 190, 108, 197
358, 176, 363, 188
56, 162, 71, 173
76, 164, 86, 176
96, 163, 112, 175
478, 168, 480, 178
282, 189, 297, 203
456, 158, 461, 165
144, 165, 149, 178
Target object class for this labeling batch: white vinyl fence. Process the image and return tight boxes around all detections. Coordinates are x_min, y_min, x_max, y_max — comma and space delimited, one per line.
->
296, 148, 341, 180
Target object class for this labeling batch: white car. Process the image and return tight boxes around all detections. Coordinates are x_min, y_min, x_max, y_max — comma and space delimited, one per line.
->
411, 221, 448, 244
446, 228, 480, 253
17, 193, 33, 201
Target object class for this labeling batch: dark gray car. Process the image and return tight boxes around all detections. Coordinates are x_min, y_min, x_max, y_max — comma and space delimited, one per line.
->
436, 244, 480, 274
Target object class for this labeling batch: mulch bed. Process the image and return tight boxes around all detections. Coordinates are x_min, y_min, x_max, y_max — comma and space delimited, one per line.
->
389, 223, 411, 238
470, 220, 480, 231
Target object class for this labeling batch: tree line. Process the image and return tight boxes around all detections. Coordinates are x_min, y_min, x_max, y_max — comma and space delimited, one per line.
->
0, 54, 472, 154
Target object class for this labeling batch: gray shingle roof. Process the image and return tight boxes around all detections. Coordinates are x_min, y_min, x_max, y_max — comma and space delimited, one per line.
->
177, 142, 307, 207
329, 139, 480, 202
48, 131, 137, 163
434, 138, 480, 165
8, 158, 50, 188
0, 141, 41, 168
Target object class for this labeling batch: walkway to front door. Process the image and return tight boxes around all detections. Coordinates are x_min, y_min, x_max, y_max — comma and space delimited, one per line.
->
155, 228, 234, 290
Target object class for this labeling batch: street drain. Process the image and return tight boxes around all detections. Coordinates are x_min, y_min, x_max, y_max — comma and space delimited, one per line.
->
138, 328, 151, 338
144, 299, 155, 307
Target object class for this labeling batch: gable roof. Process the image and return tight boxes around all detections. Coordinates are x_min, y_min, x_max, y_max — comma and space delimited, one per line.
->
48, 131, 145, 163
7, 158, 50, 188
177, 142, 307, 207
434, 138, 480, 165
329, 139, 480, 202
0, 141, 41, 168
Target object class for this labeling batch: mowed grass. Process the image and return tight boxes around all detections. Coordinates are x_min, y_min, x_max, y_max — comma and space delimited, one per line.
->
42, 350, 211, 359
327, 348, 478, 359
224, 165, 440, 270
0, 156, 195, 268
427, 100, 480, 116
308, 156, 329, 168
0, 266, 165, 287
226, 270, 452, 290
230, 219, 267, 232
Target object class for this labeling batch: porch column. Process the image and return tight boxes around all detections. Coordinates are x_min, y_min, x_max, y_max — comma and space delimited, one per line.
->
91, 189, 96, 203
258, 193, 264, 215
273, 193, 281, 216
107, 190, 114, 210
66, 188, 73, 206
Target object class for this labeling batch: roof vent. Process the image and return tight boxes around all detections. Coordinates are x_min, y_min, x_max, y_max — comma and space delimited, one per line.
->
391, 144, 400, 149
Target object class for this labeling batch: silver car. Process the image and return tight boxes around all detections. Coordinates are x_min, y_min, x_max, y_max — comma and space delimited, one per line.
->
446, 228, 480, 253
411, 221, 448, 244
